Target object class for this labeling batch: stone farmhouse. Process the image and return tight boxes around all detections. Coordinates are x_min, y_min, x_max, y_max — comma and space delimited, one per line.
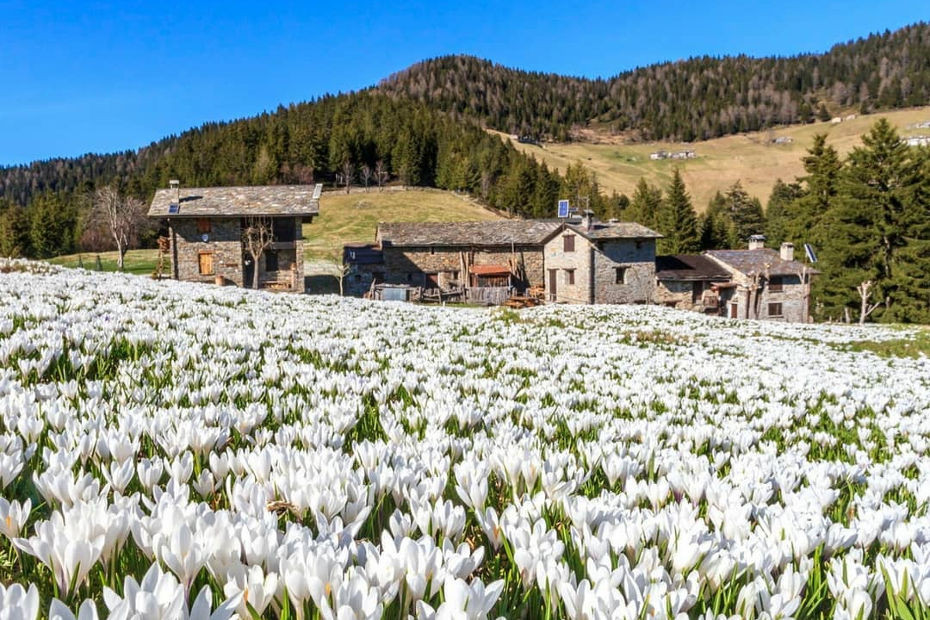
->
346, 213, 662, 304
704, 238, 817, 322
543, 213, 661, 304
657, 237, 817, 322
148, 181, 320, 292
655, 254, 731, 312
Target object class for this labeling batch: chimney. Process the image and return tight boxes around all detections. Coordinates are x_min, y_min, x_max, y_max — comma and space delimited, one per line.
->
169, 179, 180, 208
748, 234, 766, 250
780, 242, 794, 261
581, 209, 595, 231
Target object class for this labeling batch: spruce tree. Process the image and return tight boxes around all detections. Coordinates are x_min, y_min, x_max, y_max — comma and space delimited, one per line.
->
626, 178, 663, 229
764, 179, 804, 247
722, 181, 765, 244
815, 119, 929, 322
657, 168, 700, 254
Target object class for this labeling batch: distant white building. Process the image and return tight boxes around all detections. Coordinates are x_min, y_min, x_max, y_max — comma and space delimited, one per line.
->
904, 136, 930, 147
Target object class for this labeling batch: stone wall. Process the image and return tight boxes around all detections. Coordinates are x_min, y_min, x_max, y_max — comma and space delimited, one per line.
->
543, 231, 592, 303
170, 216, 305, 292
592, 239, 656, 304
655, 280, 697, 309
543, 234, 656, 304
381, 246, 545, 290
171, 218, 244, 286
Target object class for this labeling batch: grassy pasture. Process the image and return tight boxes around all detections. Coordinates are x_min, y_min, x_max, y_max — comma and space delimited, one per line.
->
497, 106, 930, 209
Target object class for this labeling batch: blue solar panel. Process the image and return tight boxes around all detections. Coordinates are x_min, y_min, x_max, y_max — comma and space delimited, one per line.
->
557, 199, 570, 218
168, 203, 180, 214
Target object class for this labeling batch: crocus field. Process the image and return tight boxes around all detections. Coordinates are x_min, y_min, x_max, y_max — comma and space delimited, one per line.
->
0, 261, 928, 620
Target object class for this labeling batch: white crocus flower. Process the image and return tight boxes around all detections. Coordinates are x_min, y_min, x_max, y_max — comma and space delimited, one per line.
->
0, 583, 39, 620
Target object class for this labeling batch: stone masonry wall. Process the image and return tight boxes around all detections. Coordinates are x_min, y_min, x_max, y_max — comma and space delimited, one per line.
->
592, 239, 656, 304
543, 232, 592, 303
382, 246, 545, 289
171, 218, 244, 286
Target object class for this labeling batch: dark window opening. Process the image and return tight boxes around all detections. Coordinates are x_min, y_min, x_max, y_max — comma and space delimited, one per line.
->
197, 218, 211, 234
769, 276, 784, 292
265, 251, 279, 272
692, 281, 704, 303
565, 269, 575, 285
272, 218, 296, 242
615, 267, 627, 284
563, 235, 575, 252
768, 302, 783, 317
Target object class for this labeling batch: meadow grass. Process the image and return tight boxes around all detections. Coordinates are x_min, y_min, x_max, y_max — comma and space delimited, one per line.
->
496, 105, 930, 209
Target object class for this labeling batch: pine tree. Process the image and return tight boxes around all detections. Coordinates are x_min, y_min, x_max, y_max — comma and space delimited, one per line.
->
657, 168, 700, 254
764, 179, 804, 247
722, 181, 765, 243
699, 192, 735, 250
815, 119, 929, 322
626, 178, 663, 229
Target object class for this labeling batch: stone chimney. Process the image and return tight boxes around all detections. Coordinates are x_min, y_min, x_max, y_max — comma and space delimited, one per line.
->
748, 234, 766, 250
581, 209, 595, 231
780, 242, 794, 261
169, 179, 180, 207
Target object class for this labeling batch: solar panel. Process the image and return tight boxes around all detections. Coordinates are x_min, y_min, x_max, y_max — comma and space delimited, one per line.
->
168, 203, 180, 214
804, 243, 818, 263
311, 183, 323, 200
557, 199, 570, 218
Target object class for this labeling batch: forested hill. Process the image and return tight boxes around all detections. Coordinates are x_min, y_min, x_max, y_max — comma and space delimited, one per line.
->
378, 23, 930, 141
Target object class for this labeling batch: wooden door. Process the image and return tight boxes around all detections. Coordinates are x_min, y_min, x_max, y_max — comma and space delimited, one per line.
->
548, 269, 557, 302
729, 303, 738, 318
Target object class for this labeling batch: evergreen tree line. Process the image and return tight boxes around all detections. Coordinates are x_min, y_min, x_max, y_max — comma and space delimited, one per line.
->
0, 93, 619, 258
380, 24, 930, 141
629, 119, 930, 323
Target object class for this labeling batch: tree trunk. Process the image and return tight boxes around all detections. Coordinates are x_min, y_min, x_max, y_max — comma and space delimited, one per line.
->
116, 241, 125, 271
252, 256, 260, 290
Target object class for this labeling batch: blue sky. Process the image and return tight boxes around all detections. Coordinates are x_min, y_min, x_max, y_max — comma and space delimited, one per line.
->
2, 1, 929, 165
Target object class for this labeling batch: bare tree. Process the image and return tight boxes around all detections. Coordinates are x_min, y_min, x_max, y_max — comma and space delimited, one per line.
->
333, 250, 351, 297
857, 280, 887, 325
374, 160, 388, 191
341, 160, 355, 194
89, 186, 148, 271
242, 217, 274, 290
360, 164, 372, 192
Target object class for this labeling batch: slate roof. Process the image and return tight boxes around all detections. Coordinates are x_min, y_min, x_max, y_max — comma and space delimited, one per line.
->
377, 221, 560, 247
705, 248, 819, 276
148, 185, 320, 218
655, 254, 732, 281
565, 221, 663, 240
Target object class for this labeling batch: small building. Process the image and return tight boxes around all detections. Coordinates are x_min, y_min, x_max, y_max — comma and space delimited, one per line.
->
771, 136, 793, 145
373, 220, 561, 302
704, 238, 818, 322
904, 136, 930, 147
655, 254, 731, 311
148, 181, 320, 292
650, 151, 668, 160
343, 243, 384, 296
543, 212, 661, 304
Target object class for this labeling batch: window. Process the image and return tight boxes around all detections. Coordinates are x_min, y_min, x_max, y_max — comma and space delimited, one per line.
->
197, 218, 211, 234
564, 269, 575, 285
272, 218, 296, 242
615, 267, 627, 284
563, 235, 575, 252
768, 302, 783, 317
265, 251, 279, 272
198, 252, 214, 276
691, 281, 704, 304
430, 247, 436, 255
768, 276, 784, 292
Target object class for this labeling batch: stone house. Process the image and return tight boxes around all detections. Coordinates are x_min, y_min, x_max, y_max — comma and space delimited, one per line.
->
148, 181, 320, 292
542, 212, 661, 304
655, 254, 731, 311
342, 243, 385, 296
373, 220, 561, 291
704, 237, 818, 322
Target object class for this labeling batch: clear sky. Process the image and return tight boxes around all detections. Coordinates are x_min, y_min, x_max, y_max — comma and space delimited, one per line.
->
2, 1, 929, 165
